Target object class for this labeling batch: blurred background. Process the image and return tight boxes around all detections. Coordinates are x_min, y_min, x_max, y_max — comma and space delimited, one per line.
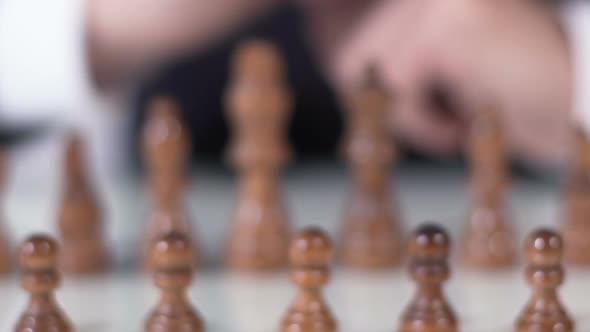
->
1, 0, 579, 176
1, 1, 589, 330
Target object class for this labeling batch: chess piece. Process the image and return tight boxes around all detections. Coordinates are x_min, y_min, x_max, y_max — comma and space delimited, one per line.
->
58, 133, 110, 274
224, 39, 292, 271
0, 150, 12, 273
144, 231, 204, 332
561, 127, 590, 264
400, 223, 457, 332
14, 234, 74, 332
515, 229, 573, 332
339, 66, 403, 269
281, 227, 337, 332
142, 97, 191, 178
462, 106, 516, 268
142, 97, 198, 268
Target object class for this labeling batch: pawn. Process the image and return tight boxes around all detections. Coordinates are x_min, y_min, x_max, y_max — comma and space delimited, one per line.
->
515, 229, 573, 332
145, 231, 204, 332
281, 227, 337, 332
14, 234, 73, 332
224, 39, 292, 271
58, 133, 110, 274
400, 223, 457, 332
0, 150, 12, 273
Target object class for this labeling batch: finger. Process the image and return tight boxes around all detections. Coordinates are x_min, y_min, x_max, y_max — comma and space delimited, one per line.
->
330, 0, 428, 88
502, 102, 570, 168
392, 88, 464, 156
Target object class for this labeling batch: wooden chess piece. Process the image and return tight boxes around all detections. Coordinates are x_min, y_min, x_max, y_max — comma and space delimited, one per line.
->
462, 106, 516, 268
14, 234, 74, 332
281, 227, 337, 332
0, 150, 12, 273
142, 97, 191, 176
142, 97, 198, 268
58, 133, 110, 274
515, 229, 573, 332
339, 66, 403, 269
561, 127, 590, 264
144, 231, 204, 332
400, 223, 457, 332
224, 39, 292, 271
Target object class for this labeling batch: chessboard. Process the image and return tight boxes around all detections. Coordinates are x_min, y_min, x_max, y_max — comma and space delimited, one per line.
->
1, 165, 590, 332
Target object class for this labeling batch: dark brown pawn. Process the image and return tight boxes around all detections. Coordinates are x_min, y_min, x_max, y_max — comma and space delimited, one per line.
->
224, 39, 292, 271
281, 227, 337, 332
58, 133, 110, 274
515, 229, 573, 332
145, 231, 204, 332
561, 128, 590, 264
0, 150, 12, 273
462, 106, 515, 268
15, 234, 74, 332
400, 223, 457, 332
339, 66, 403, 269
142, 97, 197, 268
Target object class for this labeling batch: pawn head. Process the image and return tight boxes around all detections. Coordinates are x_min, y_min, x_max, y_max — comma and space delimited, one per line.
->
409, 223, 451, 258
290, 227, 333, 267
19, 234, 59, 270
150, 231, 194, 271
525, 228, 562, 266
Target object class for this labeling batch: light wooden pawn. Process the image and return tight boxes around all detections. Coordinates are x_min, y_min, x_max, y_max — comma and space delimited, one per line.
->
281, 227, 337, 332
14, 234, 73, 332
400, 223, 457, 332
515, 229, 573, 332
145, 231, 204, 332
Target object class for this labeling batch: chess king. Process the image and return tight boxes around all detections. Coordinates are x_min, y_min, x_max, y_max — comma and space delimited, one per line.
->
15, 235, 74, 332
516, 229, 573, 332
224, 39, 293, 271
144, 231, 204, 332
400, 223, 458, 332
281, 227, 337, 332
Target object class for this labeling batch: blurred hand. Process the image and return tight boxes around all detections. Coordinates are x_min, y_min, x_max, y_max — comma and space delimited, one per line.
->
330, 0, 572, 167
